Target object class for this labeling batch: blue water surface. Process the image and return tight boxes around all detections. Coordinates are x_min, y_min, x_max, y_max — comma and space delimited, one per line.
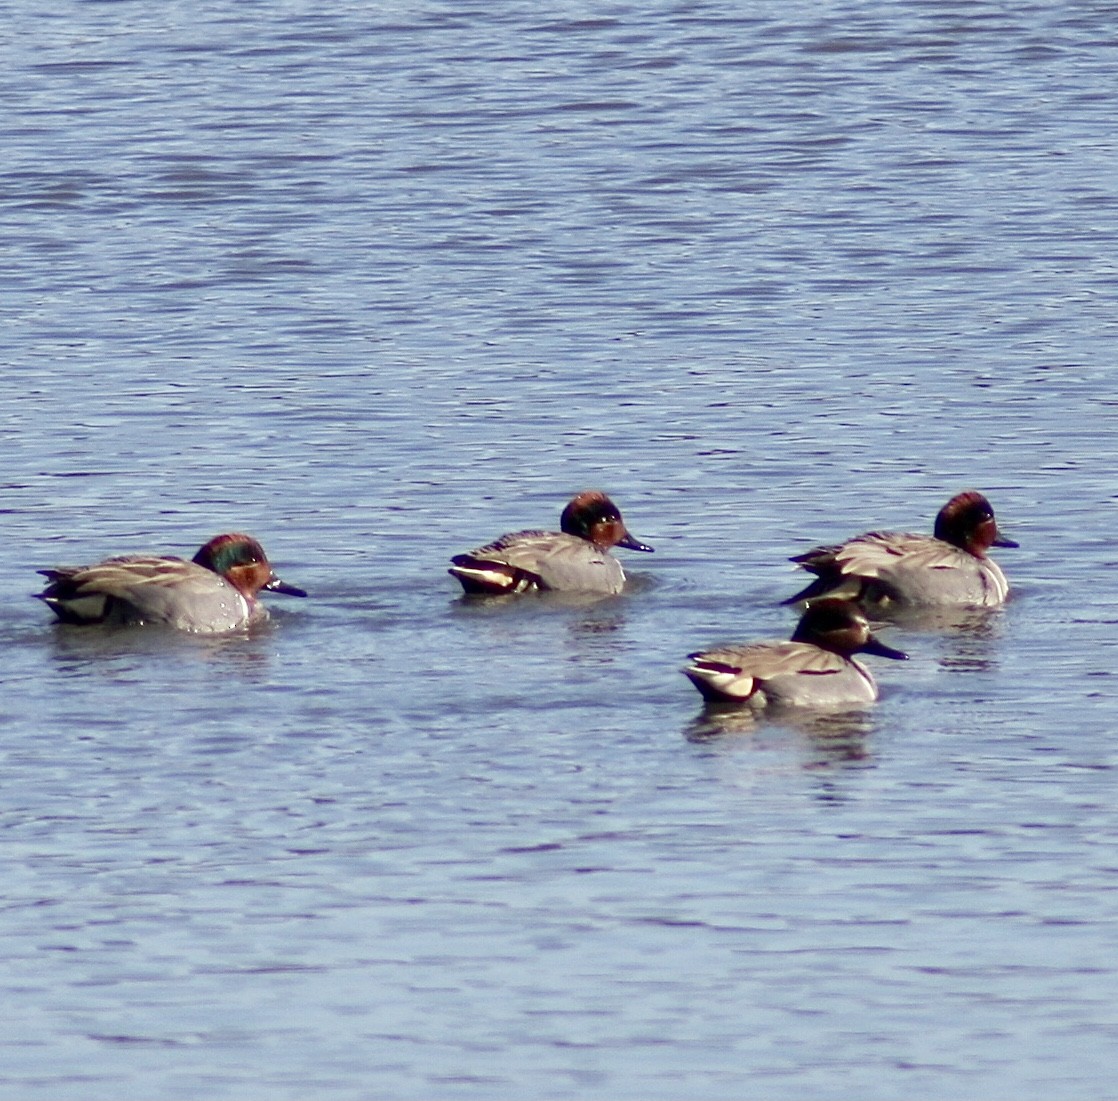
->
2, 1, 1117, 1097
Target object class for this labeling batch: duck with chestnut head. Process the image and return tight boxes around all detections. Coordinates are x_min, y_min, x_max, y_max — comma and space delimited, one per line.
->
449, 491, 653, 596
783, 491, 1018, 609
37, 533, 306, 633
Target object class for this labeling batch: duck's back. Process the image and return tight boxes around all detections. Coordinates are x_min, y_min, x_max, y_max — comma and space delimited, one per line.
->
836, 532, 1007, 605
39, 555, 259, 633
686, 639, 877, 707
450, 530, 626, 594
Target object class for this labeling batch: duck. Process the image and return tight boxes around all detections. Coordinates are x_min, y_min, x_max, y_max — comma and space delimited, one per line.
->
449, 491, 653, 595
783, 490, 1018, 608
36, 532, 306, 633
683, 599, 908, 707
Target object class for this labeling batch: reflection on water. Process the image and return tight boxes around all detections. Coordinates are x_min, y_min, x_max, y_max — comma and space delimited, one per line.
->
5, 0, 1118, 1096
450, 588, 629, 614
449, 586, 633, 668
43, 620, 277, 680
880, 604, 1004, 673
874, 604, 1003, 636
684, 702, 875, 767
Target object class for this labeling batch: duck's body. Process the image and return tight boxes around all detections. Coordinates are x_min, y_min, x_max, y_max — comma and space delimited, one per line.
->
37, 533, 306, 633
684, 600, 907, 707
784, 491, 1017, 609
449, 491, 653, 596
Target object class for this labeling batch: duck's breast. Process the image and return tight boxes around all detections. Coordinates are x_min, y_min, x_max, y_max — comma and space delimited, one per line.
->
750, 643, 878, 707
531, 538, 625, 594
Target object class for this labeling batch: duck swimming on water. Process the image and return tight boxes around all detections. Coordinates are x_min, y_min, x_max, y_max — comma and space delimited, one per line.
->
37, 533, 306, 633
783, 491, 1017, 609
684, 599, 908, 708
449, 491, 653, 596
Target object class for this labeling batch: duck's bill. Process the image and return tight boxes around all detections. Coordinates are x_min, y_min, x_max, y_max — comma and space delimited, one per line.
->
862, 637, 908, 660
617, 532, 654, 553
265, 576, 308, 598
993, 534, 1019, 548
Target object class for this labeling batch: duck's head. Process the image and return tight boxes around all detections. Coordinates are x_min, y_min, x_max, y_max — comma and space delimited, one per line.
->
792, 599, 907, 660
192, 533, 307, 600
560, 491, 653, 552
934, 491, 1018, 558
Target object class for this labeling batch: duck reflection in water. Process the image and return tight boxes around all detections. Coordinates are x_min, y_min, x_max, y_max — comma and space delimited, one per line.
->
882, 602, 1005, 674
45, 619, 277, 682
684, 704, 875, 766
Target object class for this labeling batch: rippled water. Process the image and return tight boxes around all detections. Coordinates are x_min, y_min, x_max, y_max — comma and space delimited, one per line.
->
3, 1, 1118, 1097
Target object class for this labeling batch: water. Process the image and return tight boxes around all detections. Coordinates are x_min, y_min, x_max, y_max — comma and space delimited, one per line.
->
2, 0, 1118, 1096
